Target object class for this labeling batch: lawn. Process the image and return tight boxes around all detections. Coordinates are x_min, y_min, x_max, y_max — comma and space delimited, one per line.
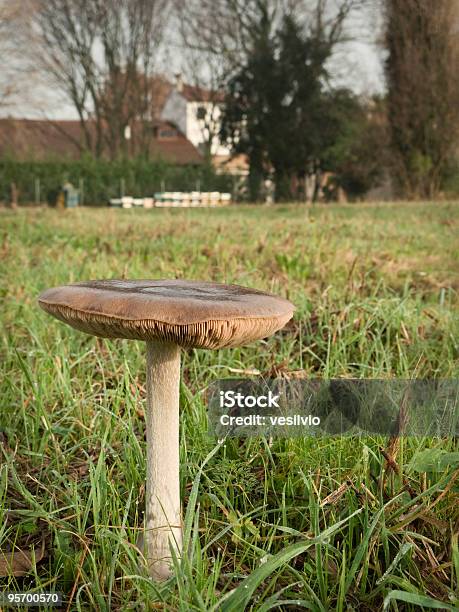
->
0, 201, 458, 611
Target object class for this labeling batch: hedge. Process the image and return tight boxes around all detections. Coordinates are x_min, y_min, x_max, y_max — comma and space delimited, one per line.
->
0, 155, 235, 205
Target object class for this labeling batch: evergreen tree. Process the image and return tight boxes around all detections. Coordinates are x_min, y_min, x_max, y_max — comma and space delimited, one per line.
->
221, 10, 343, 201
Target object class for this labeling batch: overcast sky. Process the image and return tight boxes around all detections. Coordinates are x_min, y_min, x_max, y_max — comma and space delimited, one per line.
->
0, 1, 386, 120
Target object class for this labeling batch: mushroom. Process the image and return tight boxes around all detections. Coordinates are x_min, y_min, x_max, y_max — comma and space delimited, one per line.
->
37, 279, 295, 580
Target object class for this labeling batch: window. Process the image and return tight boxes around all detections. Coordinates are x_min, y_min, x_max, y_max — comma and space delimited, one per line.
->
196, 106, 206, 120
158, 128, 177, 139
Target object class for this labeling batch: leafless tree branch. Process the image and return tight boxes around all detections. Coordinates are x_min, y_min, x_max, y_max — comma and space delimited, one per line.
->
32, 0, 171, 157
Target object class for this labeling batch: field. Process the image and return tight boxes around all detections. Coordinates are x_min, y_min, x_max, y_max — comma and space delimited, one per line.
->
1, 202, 458, 611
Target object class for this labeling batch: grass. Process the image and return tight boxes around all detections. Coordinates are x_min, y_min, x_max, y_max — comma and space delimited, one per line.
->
0, 201, 458, 611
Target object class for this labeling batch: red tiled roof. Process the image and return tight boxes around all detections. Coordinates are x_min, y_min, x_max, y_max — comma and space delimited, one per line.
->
0, 118, 203, 165
98, 73, 223, 114
149, 75, 174, 113
0, 119, 85, 159
179, 83, 225, 104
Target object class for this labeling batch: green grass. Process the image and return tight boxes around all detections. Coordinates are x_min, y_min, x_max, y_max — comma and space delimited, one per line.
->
0, 201, 458, 611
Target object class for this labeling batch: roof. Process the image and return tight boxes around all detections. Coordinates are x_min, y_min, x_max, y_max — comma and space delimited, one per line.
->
178, 83, 225, 104
100, 73, 173, 120
98, 73, 223, 114
213, 153, 249, 175
150, 75, 174, 114
0, 118, 203, 165
0, 119, 86, 160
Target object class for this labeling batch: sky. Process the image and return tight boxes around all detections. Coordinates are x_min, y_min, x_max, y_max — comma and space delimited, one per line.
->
0, 2, 386, 120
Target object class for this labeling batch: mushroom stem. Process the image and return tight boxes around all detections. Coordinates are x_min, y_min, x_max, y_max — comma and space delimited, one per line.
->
144, 340, 182, 580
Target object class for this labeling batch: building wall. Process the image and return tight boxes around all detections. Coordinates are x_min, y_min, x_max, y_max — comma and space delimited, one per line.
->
186, 101, 231, 157
161, 90, 188, 137
162, 89, 231, 157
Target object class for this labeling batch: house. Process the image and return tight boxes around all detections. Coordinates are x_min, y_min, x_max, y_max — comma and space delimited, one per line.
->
0, 117, 203, 165
0, 73, 248, 171
95, 71, 218, 155
161, 75, 231, 159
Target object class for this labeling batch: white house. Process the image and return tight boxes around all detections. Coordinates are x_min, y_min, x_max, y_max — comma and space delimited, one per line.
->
161, 75, 231, 158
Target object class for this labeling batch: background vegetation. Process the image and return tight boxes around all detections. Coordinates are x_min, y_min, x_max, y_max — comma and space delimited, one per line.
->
384, 0, 459, 199
2, 1, 459, 203
0, 157, 233, 205
1, 203, 458, 610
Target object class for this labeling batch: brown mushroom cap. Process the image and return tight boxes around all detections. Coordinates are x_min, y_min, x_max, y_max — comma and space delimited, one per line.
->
38, 279, 295, 349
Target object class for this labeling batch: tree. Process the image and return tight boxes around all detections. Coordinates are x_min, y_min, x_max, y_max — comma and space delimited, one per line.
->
173, 0, 281, 169
0, 1, 36, 110
177, 52, 227, 162
220, 4, 277, 200
321, 93, 389, 199
220, 2, 364, 201
384, 0, 459, 199
33, 0, 170, 158
270, 13, 332, 200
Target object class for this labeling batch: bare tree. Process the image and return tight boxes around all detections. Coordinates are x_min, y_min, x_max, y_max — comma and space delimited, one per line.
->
0, 1, 36, 111
33, 0, 170, 158
384, 0, 459, 199
174, 0, 368, 198
172, 0, 270, 164
174, 48, 227, 160
175, 0, 367, 76
0, 2, 18, 108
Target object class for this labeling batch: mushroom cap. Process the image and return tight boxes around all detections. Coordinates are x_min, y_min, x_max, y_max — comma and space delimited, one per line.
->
38, 279, 295, 349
